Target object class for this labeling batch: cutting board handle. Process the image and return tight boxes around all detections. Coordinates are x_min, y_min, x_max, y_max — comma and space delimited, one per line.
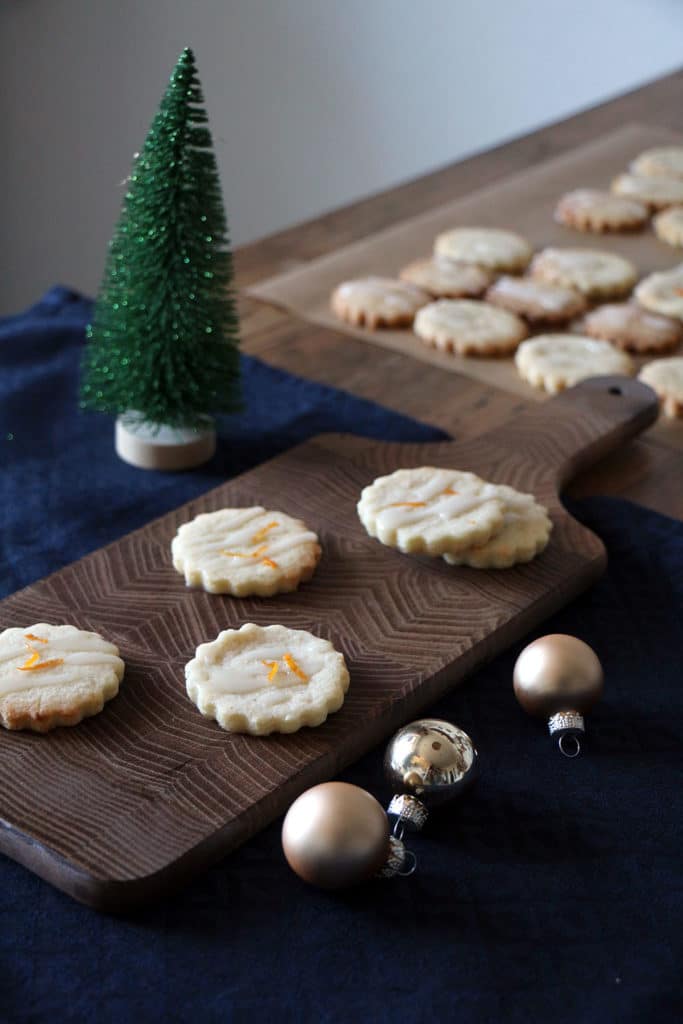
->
483, 375, 659, 488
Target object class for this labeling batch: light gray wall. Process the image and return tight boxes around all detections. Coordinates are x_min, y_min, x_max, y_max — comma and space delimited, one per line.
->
1, 0, 681, 314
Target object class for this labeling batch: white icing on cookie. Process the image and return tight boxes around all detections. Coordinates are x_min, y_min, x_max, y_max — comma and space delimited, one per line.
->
434, 228, 532, 272
530, 247, 637, 299
631, 147, 683, 180
331, 277, 428, 328
515, 334, 634, 394
399, 256, 492, 298
639, 357, 683, 418
612, 174, 683, 209
444, 486, 552, 569
414, 298, 527, 355
554, 189, 647, 232
635, 264, 683, 319
486, 276, 586, 321
654, 207, 683, 248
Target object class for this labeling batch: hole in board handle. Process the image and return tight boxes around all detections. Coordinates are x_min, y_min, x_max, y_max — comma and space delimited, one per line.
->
608, 386, 623, 396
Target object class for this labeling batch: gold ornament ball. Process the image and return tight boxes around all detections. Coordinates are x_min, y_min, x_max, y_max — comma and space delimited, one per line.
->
513, 634, 604, 718
281, 781, 390, 889
384, 718, 478, 807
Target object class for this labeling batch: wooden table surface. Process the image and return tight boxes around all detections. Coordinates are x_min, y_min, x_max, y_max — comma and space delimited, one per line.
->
235, 70, 683, 521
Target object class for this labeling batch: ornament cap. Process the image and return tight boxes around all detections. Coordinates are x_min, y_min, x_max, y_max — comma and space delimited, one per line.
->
548, 710, 585, 758
387, 793, 429, 836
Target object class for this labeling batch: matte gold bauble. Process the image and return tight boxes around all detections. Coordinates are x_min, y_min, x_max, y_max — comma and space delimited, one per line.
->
513, 634, 603, 717
281, 782, 392, 889
513, 634, 604, 756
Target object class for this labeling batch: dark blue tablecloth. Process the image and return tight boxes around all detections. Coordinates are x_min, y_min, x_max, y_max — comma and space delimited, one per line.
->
1, 287, 681, 1023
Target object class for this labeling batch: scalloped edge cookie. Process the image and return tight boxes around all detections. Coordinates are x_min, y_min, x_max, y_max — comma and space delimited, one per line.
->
530, 247, 637, 300
399, 256, 492, 298
444, 486, 552, 569
583, 303, 682, 354
331, 276, 429, 328
185, 623, 350, 735
515, 334, 634, 394
357, 466, 506, 556
172, 507, 322, 597
0, 624, 124, 732
638, 357, 683, 418
554, 188, 648, 233
414, 299, 527, 356
433, 228, 532, 273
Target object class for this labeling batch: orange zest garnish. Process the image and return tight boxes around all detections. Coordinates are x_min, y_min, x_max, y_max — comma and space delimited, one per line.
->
18, 657, 64, 672
262, 659, 279, 682
387, 501, 426, 508
283, 653, 308, 682
221, 544, 268, 559
17, 633, 63, 672
19, 650, 40, 670
441, 487, 457, 495
251, 521, 278, 544
261, 557, 278, 569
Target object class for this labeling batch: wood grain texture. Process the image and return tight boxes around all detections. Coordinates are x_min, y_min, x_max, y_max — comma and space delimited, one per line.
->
0, 376, 657, 909
235, 70, 683, 519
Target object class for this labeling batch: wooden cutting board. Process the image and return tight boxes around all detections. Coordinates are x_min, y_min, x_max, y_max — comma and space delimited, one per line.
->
0, 376, 657, 910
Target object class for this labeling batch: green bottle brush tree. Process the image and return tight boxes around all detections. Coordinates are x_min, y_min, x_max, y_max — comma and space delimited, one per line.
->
81, 47, 241, 470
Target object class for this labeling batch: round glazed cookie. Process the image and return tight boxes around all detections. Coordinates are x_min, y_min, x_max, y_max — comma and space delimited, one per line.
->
653, 206, 683, 248
414, 299, 527, 357
638, 356, 683, 418
554, 189, 648, 233
433, 228, 532, 273
0, 624, 124, 732
443, 486, 552, 570
357, 466, 506, 556
485, 276, 587, 325
172, 507, 321, 597
399, 256, 492, 298
185, 623, 350, 735
634, 264, 683, 320
530, 247, 637, 300
631, 147, 683, 180
515, 334, 634, 394
611, 174, 683, 211
583, 303, 682, 354
330, 276, 429, 329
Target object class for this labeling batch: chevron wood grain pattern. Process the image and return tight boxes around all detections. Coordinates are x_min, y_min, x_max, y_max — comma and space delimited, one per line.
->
0, 376, 658, 909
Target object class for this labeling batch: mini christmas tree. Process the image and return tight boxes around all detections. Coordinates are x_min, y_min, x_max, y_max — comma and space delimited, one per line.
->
81, 47, 241, 451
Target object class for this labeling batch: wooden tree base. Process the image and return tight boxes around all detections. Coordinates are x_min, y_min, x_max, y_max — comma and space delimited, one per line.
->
115, 415, 216, 471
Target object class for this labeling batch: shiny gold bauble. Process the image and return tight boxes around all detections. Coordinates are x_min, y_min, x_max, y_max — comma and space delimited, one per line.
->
384, 718, 478, 808
281, 782, 390, 889
513, 634, 604, 718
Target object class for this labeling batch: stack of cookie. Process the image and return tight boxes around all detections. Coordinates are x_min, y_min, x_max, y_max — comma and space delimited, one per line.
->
357, 466, 552, 570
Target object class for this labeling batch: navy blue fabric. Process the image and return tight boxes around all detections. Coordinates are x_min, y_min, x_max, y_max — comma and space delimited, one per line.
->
1, 288, 681, 1023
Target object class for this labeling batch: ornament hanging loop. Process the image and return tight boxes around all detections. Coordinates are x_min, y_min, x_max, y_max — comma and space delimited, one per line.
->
394, 848, 418, 877
558, 733, 582, 758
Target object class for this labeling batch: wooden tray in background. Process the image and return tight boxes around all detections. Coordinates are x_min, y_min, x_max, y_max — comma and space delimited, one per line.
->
247, 122, 683, 450
0, 377, 658, 909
